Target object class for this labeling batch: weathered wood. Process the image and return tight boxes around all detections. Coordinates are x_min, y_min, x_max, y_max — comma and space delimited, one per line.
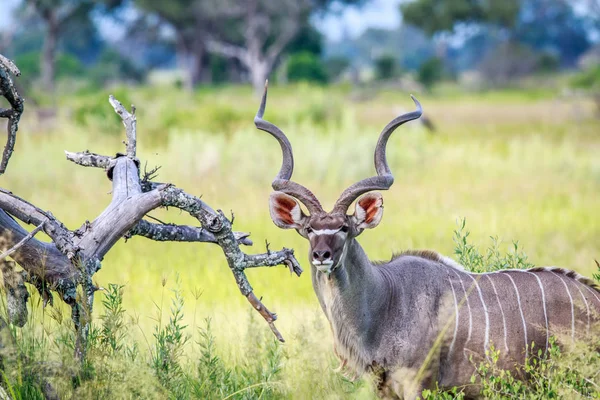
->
108, 95, 136, 158
0, 55, 24, 175
0, 221, 45, 262
0, 58, 302, 346
126, 219, 253, 246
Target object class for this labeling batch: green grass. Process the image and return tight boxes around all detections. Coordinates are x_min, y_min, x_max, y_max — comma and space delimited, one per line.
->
1, 83, 599, 398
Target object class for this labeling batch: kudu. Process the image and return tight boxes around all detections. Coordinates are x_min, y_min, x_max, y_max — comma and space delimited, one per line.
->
254, 83, 600, 399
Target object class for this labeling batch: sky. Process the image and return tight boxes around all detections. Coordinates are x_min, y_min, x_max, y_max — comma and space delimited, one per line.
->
316, 0, 403, 41
0, 0, 403, 41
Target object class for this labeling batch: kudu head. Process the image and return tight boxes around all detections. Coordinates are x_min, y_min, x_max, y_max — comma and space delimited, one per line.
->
256, 82, 422, 274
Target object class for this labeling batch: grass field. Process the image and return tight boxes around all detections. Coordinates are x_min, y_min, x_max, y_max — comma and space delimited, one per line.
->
2, 83, 599, 398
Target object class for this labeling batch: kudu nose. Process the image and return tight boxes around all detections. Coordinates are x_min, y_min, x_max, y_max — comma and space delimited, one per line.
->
312, 250, 331, 262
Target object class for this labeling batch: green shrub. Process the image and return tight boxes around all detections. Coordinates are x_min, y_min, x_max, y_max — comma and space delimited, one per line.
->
418, 57, 444, 91
571, 65, 600, 90
287, 52, 328, 84
374, 54, 399, 81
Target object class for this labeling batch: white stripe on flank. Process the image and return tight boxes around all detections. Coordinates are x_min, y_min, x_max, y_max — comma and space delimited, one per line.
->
582, 284, 600, 306
467, 275, 490, 353
449, 269, 472, 346
551, 272, 575, 342
311, 228, 341, 236
504, 272, 528, 361
524, 271, 549, 350
572, 282, 591, 334
486, 275, 509, 353
448, 275, 460, 357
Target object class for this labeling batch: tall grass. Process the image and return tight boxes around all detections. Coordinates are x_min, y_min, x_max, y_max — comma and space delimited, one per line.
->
0, 83, 598, 398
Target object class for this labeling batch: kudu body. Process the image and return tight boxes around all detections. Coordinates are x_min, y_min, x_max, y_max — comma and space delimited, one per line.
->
254, 83, 600, 399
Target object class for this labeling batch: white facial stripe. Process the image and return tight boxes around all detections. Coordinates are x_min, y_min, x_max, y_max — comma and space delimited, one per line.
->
311, 228, 342, 236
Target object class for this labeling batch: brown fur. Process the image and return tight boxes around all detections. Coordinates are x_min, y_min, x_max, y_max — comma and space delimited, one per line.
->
528, 266, 600, 293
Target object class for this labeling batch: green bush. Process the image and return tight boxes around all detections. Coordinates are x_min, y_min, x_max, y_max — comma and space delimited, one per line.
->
13, 51, 84, 83
374, 54, 399, 81
571, 65, 600, 90
286, 52, 328, 84
418, 57, 444, 91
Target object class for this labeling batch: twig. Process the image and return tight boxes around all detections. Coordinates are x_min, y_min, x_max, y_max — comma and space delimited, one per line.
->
145, 214, 168, 225
246, 292, 284, 342
0, 221, 45, 262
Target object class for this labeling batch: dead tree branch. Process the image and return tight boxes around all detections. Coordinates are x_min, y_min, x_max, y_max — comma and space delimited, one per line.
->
126, 219, 253, 246
0, 54, 24, 176
0, 221, 45, 262
0, 54, 301, 354
108, 95, 136, 158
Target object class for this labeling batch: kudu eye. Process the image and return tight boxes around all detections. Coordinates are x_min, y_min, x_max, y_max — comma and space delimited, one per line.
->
340, 226, 349, 233
305, 227, 313, 234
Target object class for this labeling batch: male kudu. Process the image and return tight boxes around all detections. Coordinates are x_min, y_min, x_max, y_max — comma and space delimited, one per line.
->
254, 83, 600, 399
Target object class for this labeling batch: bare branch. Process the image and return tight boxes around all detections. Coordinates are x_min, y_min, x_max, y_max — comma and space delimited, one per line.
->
0, 189, 79, 259
108, 95, 137, 158
0, 54, 20, 76
153, 186, 301, 340
246, 292, 284, 342
206, 38, 250, 65
244, 247, 302, 276
0, 210, 78, 292
64, 150, 114, 170
0, 90, 301, 346
126, 219, 251, 246
265, 20, 300, 66
0, 221, 45, 262
0, 53, 25, 176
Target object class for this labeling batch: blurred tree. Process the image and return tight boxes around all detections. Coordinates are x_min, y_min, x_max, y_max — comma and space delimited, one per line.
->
88, 48, 145, 87
401, 0, 520, 35
286, 52, 328, 84
23, 0, 123, 93
477, 42, 540, 85
417, 57, 443, 91
324, 56, 351, 81
514, 0, 590, 67
204, 0, 364, 93
373, 54, 398, 80
286, 24, 324, 57
132, 0, 207, 90
134, 0, 362, 91
402, 0, 591, 70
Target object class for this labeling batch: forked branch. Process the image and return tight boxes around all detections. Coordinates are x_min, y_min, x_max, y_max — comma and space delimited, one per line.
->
62, 96, 302, 341
0, 52, 301, 348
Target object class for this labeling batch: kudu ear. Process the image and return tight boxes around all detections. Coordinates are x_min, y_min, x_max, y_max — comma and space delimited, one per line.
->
353, 192, 384, 230
269, 192, 308, 230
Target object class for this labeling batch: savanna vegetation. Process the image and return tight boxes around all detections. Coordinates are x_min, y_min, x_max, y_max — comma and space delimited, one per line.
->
0, 80, 598, 398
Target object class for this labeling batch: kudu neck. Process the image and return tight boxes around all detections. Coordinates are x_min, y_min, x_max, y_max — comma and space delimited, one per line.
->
311, 238, 380, 291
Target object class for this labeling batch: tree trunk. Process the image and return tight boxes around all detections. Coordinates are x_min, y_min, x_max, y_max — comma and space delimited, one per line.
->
41, 11, 58, 94
249, 59, 269, 96
176, 35, 194, 92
